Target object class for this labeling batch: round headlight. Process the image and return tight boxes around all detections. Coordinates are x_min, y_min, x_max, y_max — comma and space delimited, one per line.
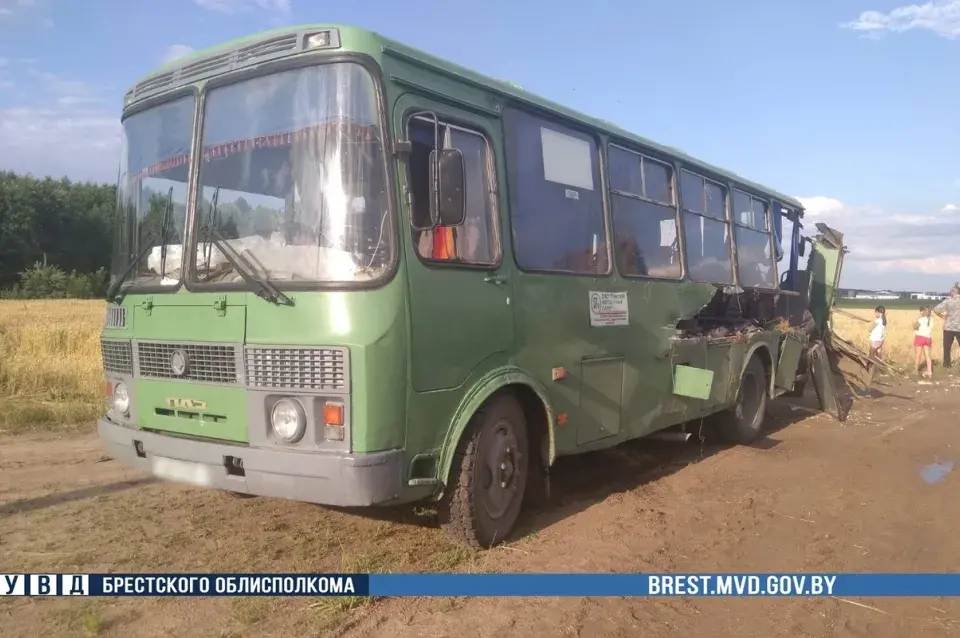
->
113, 382, 130, 416
270, 399, 305, 443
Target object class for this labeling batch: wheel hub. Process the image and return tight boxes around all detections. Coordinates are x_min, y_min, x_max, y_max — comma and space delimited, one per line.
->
481, 421, 521, 520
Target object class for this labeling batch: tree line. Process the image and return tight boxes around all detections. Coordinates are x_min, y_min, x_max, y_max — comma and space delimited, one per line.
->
0, 171, 116, 299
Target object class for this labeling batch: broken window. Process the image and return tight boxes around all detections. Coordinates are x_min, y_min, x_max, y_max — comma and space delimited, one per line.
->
607, 144, 681, 279
732, 189, 776, 288
503, 107, 608, 274
680, 169, 733, 284
407, 117, 499, 265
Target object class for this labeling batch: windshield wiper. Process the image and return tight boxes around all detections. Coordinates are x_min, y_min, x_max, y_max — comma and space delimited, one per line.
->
202, 188, 293, 307
106, 188, 174, 303
158, 186, 174, 282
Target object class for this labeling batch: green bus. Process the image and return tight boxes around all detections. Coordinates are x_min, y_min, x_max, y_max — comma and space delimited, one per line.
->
99, 23, 836, 548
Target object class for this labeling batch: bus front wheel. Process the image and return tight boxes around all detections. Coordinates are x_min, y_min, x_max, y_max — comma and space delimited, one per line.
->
715, 354, 768, 445
438, 393, 529, 549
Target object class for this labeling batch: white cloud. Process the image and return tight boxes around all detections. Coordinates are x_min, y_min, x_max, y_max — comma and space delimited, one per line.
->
163, 44, 195, 63
30, 70, 98, 98
192, 0, 291, 15
0, 0, 38, 18
870, 255, 960, 275
57, 95, 102, 106
0, 107, 121, 182
795, 195, 844, 217
0, 63, 118, 181
842, 0, 960, 39
796, 195, 960, 286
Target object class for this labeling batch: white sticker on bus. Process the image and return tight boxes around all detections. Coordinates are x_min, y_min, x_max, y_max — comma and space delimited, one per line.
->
660, 219, 676, 247
589, 291, 629, 327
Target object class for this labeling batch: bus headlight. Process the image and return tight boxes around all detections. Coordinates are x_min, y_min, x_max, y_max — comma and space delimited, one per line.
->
271, 399, 305, 443
113, 382, 130, 416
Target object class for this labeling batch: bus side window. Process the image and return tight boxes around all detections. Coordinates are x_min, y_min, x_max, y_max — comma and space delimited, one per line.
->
502, 107, 608, 275
732, 190, 776, 288
407, 116, 499, 265
680, 170, 734, 285
607, 145, 682, 280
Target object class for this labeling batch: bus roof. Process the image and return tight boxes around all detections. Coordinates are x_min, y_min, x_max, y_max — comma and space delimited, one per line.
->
136, 23, 805, 213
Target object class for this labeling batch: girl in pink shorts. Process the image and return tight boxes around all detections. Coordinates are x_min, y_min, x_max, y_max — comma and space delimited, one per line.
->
914, 306, 934, 378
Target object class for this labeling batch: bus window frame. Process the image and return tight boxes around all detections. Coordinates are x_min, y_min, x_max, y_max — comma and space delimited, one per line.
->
403, 112, 504, 271
605, 141, 685, 281
731, 187, 778, 291
177, 52, 401, 295
501, 105, 613, 278
678, 167, 735, 286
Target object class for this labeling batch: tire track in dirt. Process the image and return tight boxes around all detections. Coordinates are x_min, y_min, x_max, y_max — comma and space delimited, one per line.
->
341, 381, 960, 637
2, 379, 960, 636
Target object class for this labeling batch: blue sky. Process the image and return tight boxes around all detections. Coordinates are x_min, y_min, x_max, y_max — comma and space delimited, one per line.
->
1, 0, 958, 290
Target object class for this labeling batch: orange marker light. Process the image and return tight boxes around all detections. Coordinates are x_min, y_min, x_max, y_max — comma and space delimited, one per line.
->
105, 381, 113, 396
322, 402, 344, 426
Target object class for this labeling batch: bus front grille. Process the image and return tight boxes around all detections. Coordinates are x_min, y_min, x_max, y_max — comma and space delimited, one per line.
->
136, 341, 241, 384
101, 339, 134, 375
244, 346, 349, 393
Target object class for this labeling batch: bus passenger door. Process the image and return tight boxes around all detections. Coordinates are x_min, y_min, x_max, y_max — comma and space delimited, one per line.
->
393, 94, 515, 393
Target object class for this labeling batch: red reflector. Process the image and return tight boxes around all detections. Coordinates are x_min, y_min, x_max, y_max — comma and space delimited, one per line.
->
105, 381, 113, 396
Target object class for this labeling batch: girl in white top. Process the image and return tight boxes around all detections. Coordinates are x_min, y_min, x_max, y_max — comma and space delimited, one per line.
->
914, 306, 934, 378
869, 305, 886, 362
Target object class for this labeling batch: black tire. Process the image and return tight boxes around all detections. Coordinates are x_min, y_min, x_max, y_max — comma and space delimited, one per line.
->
438, 393, 529, 548
715, 355, 768, 445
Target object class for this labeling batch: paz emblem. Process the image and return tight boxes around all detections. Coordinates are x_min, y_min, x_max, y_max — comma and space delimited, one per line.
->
170, 349, 188, 377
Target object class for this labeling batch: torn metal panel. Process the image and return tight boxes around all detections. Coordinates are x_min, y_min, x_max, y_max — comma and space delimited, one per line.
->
809, 341, 853, 422
775, 332, 806, 394
814, 223, 844, 250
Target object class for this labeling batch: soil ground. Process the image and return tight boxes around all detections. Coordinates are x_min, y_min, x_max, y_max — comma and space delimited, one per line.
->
2, 374, 960, 637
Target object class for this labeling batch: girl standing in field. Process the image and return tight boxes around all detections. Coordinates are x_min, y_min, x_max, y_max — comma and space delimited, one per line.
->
914, 306, 934, 378
869, 305, 886, 362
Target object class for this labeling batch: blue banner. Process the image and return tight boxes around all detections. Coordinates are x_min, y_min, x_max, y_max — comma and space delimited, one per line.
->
6, 573, 960, 597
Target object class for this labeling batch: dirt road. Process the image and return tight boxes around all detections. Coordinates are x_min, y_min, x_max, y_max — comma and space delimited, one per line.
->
2, 376, 959, 637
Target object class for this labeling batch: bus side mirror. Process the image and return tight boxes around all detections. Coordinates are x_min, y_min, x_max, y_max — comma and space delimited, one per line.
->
429, 148, 466, 227
799, 239, 806, 258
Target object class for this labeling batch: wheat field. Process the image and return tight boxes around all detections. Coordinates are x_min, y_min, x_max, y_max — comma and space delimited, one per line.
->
830, 306, 944, 369
0, 300, 950, 431
0, 300, 106, 431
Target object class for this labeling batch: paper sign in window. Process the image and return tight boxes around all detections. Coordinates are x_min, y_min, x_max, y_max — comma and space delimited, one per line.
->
540, 127, 594, 191
660, 218, 676, 247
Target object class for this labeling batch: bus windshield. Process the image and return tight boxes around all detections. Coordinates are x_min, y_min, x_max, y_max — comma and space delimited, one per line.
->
112, 95, 195, 289
192, 62, 392, 285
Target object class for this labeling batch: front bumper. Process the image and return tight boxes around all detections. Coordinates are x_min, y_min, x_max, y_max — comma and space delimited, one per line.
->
98, 418, 405, 507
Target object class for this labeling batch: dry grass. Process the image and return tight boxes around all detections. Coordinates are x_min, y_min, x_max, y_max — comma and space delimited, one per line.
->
0, 299, 106, 432
831, 307, 954, 370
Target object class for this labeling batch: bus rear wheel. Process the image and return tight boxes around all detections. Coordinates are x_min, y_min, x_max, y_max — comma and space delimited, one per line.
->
438, 393, 529, 548
715, 354, 768, 445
